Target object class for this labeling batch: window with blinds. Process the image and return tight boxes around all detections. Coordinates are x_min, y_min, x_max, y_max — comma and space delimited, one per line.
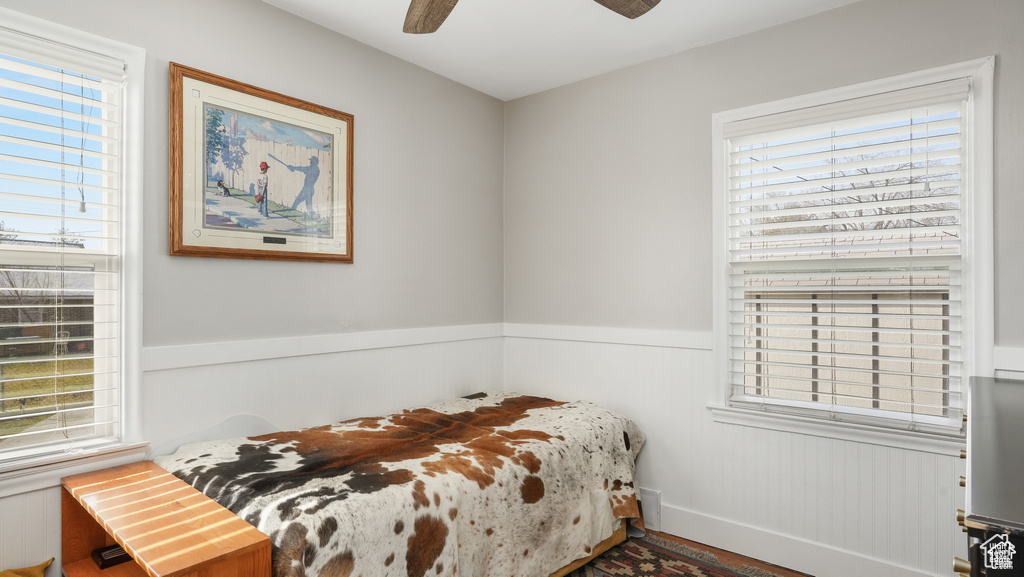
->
0, 32, 126, 460
722, 79, 973, 434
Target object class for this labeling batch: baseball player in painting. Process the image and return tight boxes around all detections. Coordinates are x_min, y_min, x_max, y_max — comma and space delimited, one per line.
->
287, 155, 320, 216
256, 161, 270, 217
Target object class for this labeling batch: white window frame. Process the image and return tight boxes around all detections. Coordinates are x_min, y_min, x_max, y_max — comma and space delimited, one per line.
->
709, 58, 994, 452
0, 6, 146, 496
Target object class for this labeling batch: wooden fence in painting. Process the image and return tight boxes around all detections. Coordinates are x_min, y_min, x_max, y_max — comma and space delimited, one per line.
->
209, 136, 333, 218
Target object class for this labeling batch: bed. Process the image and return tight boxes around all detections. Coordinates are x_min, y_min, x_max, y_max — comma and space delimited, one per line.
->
152, 392, 645, 577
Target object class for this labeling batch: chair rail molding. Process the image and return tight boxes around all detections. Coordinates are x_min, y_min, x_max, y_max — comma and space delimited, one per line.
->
143, 324, 505, 372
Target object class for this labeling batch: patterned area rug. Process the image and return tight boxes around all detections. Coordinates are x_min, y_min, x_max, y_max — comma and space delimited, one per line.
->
567, 535, 793, 577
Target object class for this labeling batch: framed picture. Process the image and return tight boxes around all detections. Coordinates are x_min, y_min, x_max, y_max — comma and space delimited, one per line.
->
169, 62, 353, 263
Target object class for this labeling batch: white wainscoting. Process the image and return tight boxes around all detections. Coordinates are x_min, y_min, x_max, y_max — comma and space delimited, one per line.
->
4, 324, 999, 576
0, 325, 504, 575
502, 325, 967, 577
994, 346, 1024, 380
0, 486, 60, 575
140, 324, 505, 454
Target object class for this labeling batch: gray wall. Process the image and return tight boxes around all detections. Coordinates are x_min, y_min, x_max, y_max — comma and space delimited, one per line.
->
504, 0, 1024, 346
0, 0, 506, 347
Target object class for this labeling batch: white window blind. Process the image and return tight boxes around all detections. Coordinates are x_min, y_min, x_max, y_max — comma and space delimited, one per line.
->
725, 80, 970, 434
0, 32, 126, 461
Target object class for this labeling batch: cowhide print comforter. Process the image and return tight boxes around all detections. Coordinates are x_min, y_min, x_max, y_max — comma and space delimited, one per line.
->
152, 393, 645, 577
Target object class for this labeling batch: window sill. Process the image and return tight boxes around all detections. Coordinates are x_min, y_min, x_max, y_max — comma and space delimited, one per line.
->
708, 404, 964, 455
0, 441, 150, 499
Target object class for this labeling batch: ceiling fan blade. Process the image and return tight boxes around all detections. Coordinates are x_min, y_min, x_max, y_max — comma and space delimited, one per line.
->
593, 0, 661, 19
404, 0, 460, 33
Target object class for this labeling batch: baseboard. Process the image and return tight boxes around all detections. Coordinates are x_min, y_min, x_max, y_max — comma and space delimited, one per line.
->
639, 488, 662, 531
661, 504, 943, 577
143, 323, 504, 371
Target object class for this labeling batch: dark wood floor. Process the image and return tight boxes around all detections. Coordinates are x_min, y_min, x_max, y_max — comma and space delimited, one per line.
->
650, 530, 813, 577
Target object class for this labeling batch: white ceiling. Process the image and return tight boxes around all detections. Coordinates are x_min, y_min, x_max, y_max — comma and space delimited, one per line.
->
262, 0, 863, 101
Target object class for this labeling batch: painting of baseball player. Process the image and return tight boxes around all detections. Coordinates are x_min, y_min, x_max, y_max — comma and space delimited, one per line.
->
204, 104, 337, 237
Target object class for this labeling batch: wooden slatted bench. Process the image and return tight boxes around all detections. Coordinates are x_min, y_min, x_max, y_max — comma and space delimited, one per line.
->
61, 460, 270, 577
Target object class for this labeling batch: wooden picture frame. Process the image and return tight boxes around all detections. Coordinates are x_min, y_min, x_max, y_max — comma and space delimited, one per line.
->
169, 62, 353, 263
